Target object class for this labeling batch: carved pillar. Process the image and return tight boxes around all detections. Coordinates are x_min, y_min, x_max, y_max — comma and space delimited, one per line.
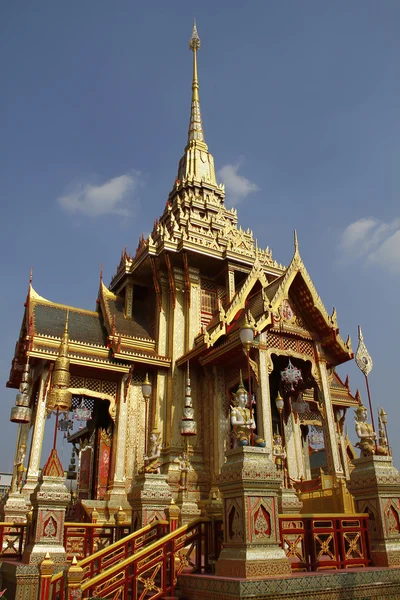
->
10, 422, 30, 493
214, 366, 229, 481
316, 355, 343, 478
227, 266, 235, 302
23, 369, 49, 499
166, 268, 185, 450
339, 431, 351, 481
284, 414, 301, 481
349, 455, 400, 566
257, 336, 273, 454
216, 446, 291, 578
187, 266, 200, 351
156, 273, 169, 445
303, 434, 311, 480
106, 374, 129, 501
2, 421, 30, 522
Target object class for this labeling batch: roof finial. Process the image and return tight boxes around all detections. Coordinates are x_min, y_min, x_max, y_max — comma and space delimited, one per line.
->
294, 230, 299, 253
62, 310, 69, 343
29, 267, 33, 284
176, 21, 217, 186
188, 20, 204, 144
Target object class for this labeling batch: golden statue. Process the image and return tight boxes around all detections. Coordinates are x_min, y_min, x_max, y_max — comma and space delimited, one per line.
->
230, 373, 265, 447
355, 403, 387, 457
15, 442, 27, 490
272, 433, 286, 472
139, 429, 162, 474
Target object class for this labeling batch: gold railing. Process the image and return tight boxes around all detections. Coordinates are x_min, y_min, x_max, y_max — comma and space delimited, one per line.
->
64, 521, 131, 561
49, 520, 169, 599
80, 518, 209, 599
44, 518, 212, 600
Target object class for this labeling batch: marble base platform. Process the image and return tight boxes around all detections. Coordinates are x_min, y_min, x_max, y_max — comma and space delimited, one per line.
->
179, 567, 400, 600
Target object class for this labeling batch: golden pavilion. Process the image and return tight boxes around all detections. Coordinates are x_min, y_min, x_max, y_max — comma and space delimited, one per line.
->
3, 22, 400, 600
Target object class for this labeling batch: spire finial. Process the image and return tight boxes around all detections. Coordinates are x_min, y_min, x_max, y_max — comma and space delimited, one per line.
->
176, 21, 217, 186
189, 19, 200, 52
294, 230, 299, 253
61, 310, 69, 354
187, 20, 204, 144
29, 267, 33, 284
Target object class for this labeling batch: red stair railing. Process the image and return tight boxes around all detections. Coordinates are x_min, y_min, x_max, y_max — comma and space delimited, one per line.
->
49, 520, 169, 599
79, 518, 210, 600
279, 513, 371, 571
0, 521, 26, 560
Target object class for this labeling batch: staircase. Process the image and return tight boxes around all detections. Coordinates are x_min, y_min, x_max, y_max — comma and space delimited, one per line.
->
45, 518, 214, 600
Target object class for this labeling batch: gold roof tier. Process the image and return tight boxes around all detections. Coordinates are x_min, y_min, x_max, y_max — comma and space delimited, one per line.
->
7, 283, 170, 389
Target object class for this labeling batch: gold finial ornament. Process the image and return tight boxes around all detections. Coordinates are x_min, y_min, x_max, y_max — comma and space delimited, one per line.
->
233, 370, 247, 401
294, 230, 299, 253
355, 325, 373, 377
188, 20, 203, 144
189, 19, 200, 51
47, 311, 72, 412
177, 21, 216, 185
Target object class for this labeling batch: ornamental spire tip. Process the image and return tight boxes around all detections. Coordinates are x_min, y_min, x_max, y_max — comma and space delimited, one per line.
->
189, 19, 200, 51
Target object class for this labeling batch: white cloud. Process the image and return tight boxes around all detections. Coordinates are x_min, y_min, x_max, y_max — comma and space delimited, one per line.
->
57, 171, 140, 217
218, 162, 259, 206
339, 217, 400, 272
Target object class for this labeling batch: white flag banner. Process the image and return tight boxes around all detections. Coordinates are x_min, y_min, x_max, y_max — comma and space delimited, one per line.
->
355, 326, 373, 377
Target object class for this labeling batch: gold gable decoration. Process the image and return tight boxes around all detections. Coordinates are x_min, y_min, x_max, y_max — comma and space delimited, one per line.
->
43, 449, 64, 478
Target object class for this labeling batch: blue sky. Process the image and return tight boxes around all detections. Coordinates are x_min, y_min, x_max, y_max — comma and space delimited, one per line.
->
1, 1, 400, 470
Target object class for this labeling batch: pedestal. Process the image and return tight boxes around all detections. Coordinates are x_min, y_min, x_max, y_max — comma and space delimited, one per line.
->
349, 455, 400, 567
277, 486, 303, 513
215, 446, 291, 578
177, 491, 201, 526
128, 473, 172, 530
23, 449, 70, 566
1, 491, 28, 522
0, 562, 39, 600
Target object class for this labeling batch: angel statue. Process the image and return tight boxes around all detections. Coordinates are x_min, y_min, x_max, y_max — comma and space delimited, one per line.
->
355, 403, 387, 457
139, 429, 162, 474
230, 372, 265, 447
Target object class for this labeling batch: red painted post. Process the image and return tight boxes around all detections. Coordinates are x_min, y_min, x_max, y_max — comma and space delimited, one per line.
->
39, 553, 54, 600
165, 499, 180, 532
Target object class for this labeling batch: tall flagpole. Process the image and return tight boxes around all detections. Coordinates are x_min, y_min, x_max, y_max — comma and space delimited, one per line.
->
355, 325, 377, 449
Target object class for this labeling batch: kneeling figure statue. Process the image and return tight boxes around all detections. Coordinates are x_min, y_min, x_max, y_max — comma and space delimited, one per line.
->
230, 372, 265, 448
355, 402, 387, 457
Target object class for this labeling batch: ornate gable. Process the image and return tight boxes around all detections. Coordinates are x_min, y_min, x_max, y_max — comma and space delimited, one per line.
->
191, 233, 352, 367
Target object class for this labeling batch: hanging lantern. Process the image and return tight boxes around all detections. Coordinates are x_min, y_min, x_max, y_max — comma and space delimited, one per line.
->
47, 313, 72, 412
67, 448, 77, 480
275, 391, 284, 414
309, 426, 324, 448
291, 393, 308, 417
10, 364, 32, 424
180, 362, 197, 436
58, 414, 74, 438
10, 405, 31, 424
280, 359, 303, 393
74, 398, 93, 428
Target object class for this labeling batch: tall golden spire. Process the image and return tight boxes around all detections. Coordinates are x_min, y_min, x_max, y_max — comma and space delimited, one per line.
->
177, 21, 217, 186
188, 20, 204, 143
